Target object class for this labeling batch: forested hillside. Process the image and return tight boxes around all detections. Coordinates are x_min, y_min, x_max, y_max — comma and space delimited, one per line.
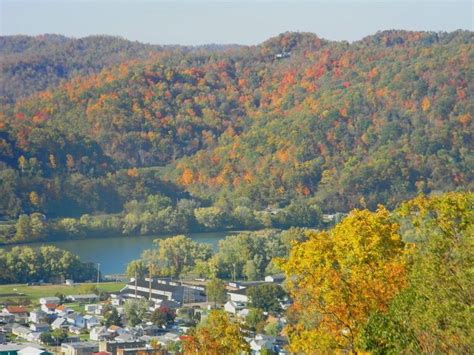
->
0, 30, 472, 228
0, 34, 169, 104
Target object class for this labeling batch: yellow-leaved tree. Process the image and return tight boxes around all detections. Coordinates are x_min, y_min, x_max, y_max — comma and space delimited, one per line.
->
280, 206, 407, 353
181, 310, 250, 354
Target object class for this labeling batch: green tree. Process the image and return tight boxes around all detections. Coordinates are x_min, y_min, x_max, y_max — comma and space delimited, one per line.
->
126, 260, 148, 279
206, 278, 227, 306
359, 192, 473, 354
247, 284, 286, 313
246, 308, 266, 331
145, 235, 212, 277
151, 307, 175, 327
124, 299, 148, 327
103, 305, 122, 327
15, 214, 31, 241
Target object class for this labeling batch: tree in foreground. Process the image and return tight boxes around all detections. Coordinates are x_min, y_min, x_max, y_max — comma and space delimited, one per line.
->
181, 310, 250, 354
359, 192, 473, 353
280, 206, 407, 353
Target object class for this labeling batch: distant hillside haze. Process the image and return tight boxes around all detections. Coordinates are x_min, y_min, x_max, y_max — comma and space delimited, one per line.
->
0, 30, 472, 219
0, 34, 238, 104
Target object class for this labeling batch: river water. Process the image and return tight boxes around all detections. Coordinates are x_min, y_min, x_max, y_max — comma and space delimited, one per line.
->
1, 231, 234, 275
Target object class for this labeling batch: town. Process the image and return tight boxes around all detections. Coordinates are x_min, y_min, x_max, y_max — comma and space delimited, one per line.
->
0, 274, 290, 355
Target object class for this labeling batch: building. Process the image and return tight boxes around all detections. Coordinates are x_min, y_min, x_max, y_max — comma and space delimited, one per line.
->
39, 297, 60, 305
0, 312, 15, 324
61, 342, 99, 355
2, 306, 29, 323
98, 340, 145, 355
65, 294, 99, 303
51, 317, 67, 330
224, 301, 245, 315
29, 323, 49, 333
264, 274, 285, 283
110, 295, 124, 307
0, 344, 51, 355
90, 326, 111, 341
84, 315, 100, 329
29, 310, 48, 324
120, 278, 205, 305
12, 325, 32, 339
227, 288, 249, 303
40, 304, 58, 314
66, 313, 85, 329
18, 348, 51, 355
116, 348, 159, 355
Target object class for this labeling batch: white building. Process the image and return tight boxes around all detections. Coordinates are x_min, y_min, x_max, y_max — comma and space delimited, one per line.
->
39, 297, 60, 305
227, 288, 249, 303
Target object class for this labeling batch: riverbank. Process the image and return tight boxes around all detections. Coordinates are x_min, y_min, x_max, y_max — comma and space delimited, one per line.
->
0, 230, 239, 274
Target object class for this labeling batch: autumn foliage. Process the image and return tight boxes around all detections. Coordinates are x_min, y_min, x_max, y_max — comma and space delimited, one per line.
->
280, 207, 407, 352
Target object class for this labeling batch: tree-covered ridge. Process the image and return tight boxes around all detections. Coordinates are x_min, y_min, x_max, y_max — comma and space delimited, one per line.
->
175, 30, 473, 210
0, 31, 472, 220
0, 34, 167, 104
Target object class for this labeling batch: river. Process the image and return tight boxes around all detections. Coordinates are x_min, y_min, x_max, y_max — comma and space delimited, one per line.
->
1, 231, 235, 275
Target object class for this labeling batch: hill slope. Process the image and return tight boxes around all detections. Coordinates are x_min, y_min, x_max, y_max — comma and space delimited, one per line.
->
0, 30, 472, 219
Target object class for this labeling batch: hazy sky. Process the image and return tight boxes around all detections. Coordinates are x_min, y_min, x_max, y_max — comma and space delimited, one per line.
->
1, 1, 473, 45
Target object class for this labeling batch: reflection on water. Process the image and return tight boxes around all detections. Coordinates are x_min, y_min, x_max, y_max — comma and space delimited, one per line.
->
1, 231, 234, 275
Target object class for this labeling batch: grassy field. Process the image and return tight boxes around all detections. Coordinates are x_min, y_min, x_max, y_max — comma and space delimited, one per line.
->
0, 282, 125, 308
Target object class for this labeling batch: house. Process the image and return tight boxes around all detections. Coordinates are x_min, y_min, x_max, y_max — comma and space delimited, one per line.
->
121, 278, 205, 305
227, 288, 249, 303
0, 312, 15, 324
12, 325, 32, 339
114, 333, 136, 343
90, 326, 111, 341
264, 274, 285, 283
0, 344, 50, 355
39, 297, 60, 305
110, 294, 124, 306
116, 348, 157, 355
98, 340, 145, 354
55, 305, 74, 317
41, 304, 58, 314
237, 308, 250, 319
107, 325, 127, 336
65, 294, 99, 303
0, 323, 14, 336
66, 313, 85, 329
61, 342, 99, 355
29, 323, 49, 333
51, 317, 68, 330
84, 315, 100, 329
94, 305, 105, 315
68, 326, 82, 335
224, 301, 245, 314
29, 310, 48, 324
153, 332, 180, 347
3, 306, 29, 323
249, 334, 277, 353
17, 346, 51, 355
26, 332, 42, 343
84, 304, 99, 314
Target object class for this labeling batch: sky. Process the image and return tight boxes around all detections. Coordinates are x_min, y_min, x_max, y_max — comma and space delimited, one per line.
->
1, 1, 473, 45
